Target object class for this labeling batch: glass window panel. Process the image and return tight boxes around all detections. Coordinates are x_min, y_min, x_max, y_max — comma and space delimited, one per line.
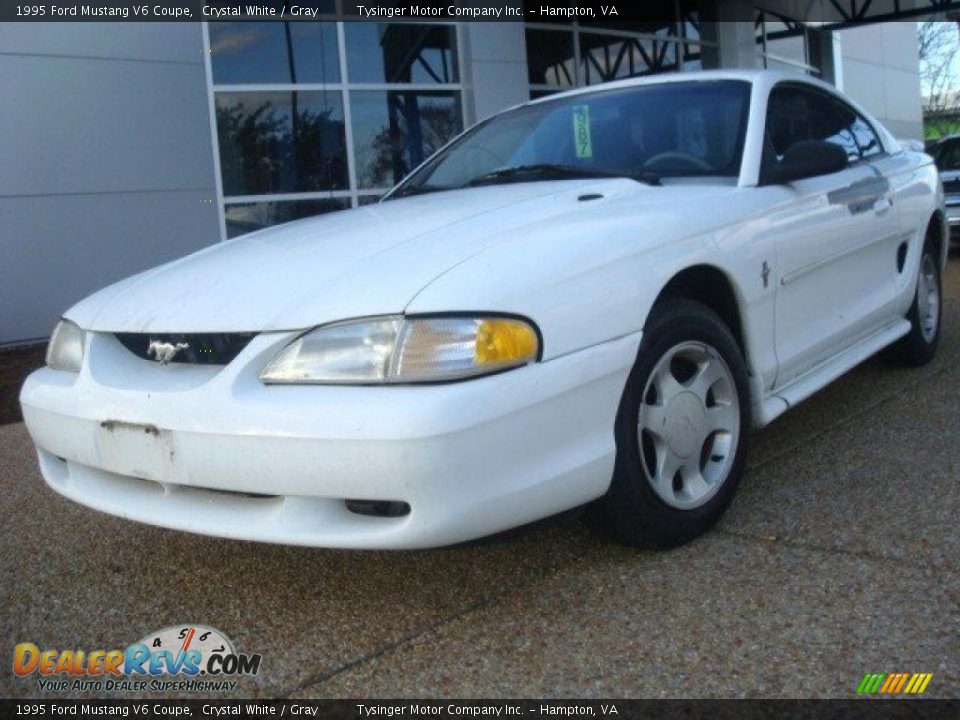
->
346, 24, 459, 84
525, 29, 576, 86
680, 1, 701, 42
766, 86, 858, 160
351, 90, 463, 189
580, 34, 678, 85
826, 99, 883, 160
681, 44, 703, 72
765, 34, 808, 68
850, 113, 883, 158
210, 22, 340, 84
225, 198, 349, 238
357, 194, 383, 206
763, 57, 812, 74
824, 101, 861, 161
764, 18, 802, 43
216, 91, 348, 196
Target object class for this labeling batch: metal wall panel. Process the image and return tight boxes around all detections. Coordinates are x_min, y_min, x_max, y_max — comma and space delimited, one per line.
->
0, 24, 220, 344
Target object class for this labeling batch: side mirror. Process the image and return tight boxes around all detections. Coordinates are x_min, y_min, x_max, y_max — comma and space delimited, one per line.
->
761, 140, 849, 185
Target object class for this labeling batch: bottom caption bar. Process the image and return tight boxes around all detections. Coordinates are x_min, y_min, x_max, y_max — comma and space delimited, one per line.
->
3, 700, 960, 720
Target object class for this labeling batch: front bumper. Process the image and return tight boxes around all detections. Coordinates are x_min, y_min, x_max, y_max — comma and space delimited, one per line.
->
20, 331, 640, 549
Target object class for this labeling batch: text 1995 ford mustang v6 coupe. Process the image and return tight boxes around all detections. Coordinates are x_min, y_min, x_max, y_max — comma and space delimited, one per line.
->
21, 70, 945, 549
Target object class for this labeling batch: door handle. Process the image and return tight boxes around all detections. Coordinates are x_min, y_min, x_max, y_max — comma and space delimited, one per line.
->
874, 196, 894, 216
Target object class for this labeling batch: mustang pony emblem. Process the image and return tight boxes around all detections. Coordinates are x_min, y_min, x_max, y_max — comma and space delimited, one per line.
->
147, 340, 189, 365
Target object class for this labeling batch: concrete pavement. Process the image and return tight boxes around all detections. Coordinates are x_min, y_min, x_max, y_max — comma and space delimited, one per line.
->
2, 259, 958, 699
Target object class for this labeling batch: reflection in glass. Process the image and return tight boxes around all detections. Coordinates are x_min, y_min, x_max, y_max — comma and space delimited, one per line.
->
681, 44, 703, 72
351, 90, 462, 189
225, 198, 350, 238
526, 29, 575, 86
216, 91, 348, 196
680, 1, 702, 42
850, 115, 882, 158
580, 34, 679, 84
345, 24, 459, 84
210, 22, 340, 84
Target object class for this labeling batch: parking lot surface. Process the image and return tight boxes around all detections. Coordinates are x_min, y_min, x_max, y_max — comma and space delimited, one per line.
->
2, 259, 958, 700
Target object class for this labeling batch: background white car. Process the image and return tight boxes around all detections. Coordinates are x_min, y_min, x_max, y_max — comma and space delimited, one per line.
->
20, 70, 945, 549
928, 135, 960, 243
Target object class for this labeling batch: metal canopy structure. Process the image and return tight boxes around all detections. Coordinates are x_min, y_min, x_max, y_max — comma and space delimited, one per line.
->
761, 0, 960, 27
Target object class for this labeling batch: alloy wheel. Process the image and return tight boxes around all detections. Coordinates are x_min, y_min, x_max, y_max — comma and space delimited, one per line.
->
917, 253, 940, 344
637, 341, 740, 510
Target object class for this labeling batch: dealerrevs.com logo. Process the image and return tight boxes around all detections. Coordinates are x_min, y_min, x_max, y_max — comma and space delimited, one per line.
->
13, 625, 262, 693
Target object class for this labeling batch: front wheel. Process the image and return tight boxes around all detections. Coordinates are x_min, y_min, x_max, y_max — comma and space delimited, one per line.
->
893, 237, 941, 367
592, 298, 751, 548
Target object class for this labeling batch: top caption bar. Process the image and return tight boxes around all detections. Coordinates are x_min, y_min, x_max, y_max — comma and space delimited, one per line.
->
1, 1, 682, 22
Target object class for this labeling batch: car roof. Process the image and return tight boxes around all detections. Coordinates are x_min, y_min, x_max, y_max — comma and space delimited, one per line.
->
526, 69, 834, 105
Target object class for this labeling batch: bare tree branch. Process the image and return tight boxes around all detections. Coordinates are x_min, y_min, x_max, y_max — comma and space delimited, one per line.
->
919, 21, 960, 120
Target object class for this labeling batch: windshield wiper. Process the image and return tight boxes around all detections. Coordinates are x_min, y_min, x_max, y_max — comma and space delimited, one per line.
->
387, 183, 450, 200
464, 164, 660, 187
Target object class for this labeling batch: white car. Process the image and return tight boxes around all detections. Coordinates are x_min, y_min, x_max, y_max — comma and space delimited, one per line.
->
928, 135, 960, 242
21, 70, 945, 549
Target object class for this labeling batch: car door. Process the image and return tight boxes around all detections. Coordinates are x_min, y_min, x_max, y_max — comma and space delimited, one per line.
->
764, 84, 901, 389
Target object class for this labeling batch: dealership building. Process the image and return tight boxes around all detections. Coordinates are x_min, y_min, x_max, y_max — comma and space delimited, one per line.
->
1, 2, 955, 345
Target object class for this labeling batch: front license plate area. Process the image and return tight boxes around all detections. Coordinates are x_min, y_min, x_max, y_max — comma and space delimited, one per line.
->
96, 420, 177, 482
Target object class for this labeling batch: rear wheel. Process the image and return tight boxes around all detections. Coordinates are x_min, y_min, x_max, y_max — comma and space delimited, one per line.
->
893, 237, 941, 367
593, 298, 750, 548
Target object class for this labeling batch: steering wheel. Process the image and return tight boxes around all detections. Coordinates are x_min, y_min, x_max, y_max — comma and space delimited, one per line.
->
643, 151, 713, 172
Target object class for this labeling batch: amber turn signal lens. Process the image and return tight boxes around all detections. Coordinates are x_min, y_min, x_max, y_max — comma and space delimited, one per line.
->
474, 318, 539, 366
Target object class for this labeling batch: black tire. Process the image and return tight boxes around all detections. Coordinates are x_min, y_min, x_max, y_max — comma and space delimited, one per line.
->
591, 298, 751, 548
892, 235, 942, 367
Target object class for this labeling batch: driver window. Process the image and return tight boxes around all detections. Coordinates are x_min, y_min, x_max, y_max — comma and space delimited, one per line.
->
766, 85, 858, 163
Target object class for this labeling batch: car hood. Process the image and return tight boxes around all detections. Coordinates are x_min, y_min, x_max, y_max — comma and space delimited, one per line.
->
67, 179, 732, 333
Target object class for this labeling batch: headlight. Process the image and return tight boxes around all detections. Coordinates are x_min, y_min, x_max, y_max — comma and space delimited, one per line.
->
46, 319, 85, 373
260, 315, 540, 385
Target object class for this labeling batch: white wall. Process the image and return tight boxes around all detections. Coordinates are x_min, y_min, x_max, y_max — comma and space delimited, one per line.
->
460, 23, 530, 123
0, 23, 220, 345
837, 22, 924, 139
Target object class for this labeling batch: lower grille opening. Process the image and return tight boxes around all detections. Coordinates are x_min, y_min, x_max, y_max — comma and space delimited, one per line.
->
196, 486, 278, 500
345, 499, 411, 518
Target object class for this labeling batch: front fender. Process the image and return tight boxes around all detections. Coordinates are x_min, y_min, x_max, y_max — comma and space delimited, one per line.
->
405, 219, 716, 361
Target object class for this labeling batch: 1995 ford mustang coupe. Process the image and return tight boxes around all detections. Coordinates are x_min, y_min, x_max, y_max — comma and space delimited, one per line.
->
21, 70, 945, 549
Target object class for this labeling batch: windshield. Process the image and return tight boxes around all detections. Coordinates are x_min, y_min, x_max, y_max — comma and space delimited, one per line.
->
390, 79, 752, 197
